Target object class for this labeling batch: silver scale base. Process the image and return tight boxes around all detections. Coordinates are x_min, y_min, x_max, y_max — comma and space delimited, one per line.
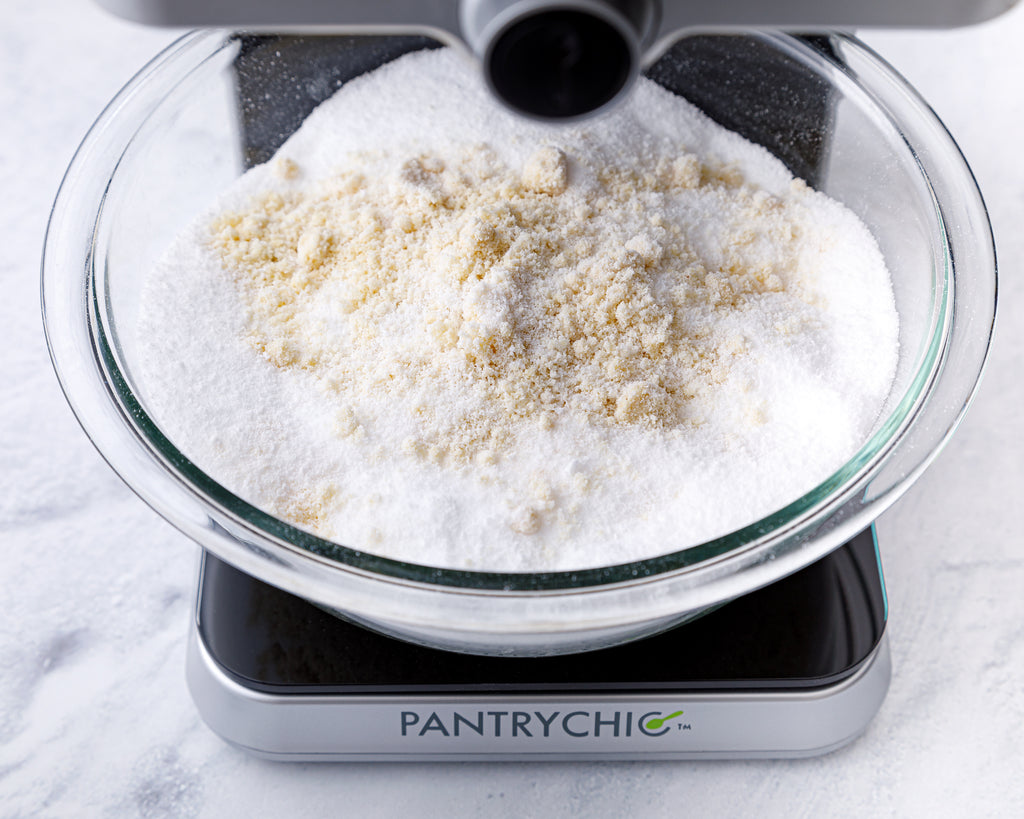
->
186, 528, 890, 761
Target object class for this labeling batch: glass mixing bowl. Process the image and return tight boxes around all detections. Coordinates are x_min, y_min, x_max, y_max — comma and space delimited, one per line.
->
42, 30, 995, 656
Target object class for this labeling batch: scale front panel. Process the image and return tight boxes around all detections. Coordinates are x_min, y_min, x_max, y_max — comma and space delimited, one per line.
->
188, 528, 890, 760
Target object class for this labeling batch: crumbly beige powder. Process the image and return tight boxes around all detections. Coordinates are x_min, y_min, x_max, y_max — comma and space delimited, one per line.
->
137, 49, 898, 568
208, 144, 811, 493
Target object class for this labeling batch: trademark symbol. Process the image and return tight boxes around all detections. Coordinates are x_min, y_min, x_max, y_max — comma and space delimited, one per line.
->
679, 724, 692, 730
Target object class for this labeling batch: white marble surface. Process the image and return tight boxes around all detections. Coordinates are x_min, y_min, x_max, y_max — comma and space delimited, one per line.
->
2, 0, 1023, 815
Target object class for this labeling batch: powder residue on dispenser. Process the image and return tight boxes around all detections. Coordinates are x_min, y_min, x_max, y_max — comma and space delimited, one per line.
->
137, 48, 899, 572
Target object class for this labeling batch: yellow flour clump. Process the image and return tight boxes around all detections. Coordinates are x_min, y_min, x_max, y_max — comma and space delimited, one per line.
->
208, 143, 808, 470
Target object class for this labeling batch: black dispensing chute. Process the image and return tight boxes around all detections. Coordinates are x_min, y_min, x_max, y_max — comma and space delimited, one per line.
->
467, 0, 658, 121
483, 7, 636, 120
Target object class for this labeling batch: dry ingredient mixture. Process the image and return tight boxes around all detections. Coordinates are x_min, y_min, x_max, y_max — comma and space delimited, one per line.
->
137, 48, 899, 571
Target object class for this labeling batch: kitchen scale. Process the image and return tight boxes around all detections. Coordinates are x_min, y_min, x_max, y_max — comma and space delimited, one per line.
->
187, 527, 889, 760
53, 0, 999, 761
182, 28, 888, 760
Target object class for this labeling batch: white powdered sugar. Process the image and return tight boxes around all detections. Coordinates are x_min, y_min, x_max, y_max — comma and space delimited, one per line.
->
136, 48, 899, 572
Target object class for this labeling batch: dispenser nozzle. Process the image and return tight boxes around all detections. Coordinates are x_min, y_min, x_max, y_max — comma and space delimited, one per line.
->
462, 1, 655, 121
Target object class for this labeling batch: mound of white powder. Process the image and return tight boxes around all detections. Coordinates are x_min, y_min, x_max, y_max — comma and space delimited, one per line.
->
137, 48, 898, 572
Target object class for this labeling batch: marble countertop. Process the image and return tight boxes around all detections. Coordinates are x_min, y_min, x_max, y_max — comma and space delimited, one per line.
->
2, 1, 1022, 815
